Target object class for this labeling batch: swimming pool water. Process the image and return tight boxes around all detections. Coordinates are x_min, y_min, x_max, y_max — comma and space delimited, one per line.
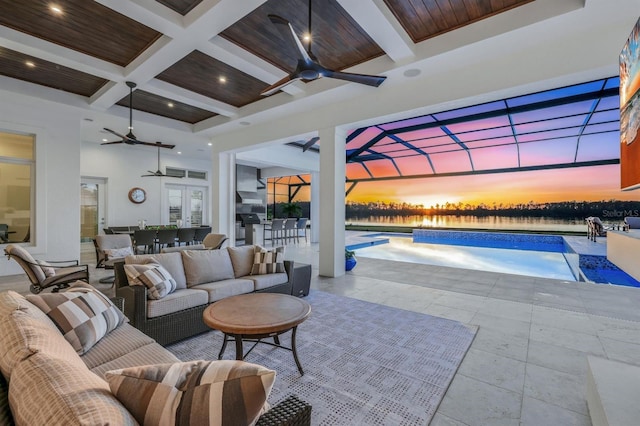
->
353, 236, 577, 281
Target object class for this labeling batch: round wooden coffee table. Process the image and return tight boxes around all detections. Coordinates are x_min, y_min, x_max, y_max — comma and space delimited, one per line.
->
203, 293, 311, 375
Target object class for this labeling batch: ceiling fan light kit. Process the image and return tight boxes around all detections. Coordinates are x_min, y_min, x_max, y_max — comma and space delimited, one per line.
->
260, 0, 387, 96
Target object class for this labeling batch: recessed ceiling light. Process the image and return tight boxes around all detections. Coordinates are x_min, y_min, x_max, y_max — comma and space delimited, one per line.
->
49, 4, 63, 14
25, 61, 35, 68
207, 142, 212, 146
83, 118, 93, 122
167, 102, 174, 108
219, 76, 227, 83
302, 33, 311, 42
403, 68, 421, 78
102, 138, 108, 142
177, 151, 182, 155
239, 121, 251, 126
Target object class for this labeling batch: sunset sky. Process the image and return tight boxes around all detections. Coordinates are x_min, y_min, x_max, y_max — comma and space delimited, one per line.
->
345, 164, 640, 207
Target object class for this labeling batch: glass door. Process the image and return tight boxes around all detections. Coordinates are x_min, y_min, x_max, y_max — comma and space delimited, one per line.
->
80, 177, 106, 241
166, 185, 206, 227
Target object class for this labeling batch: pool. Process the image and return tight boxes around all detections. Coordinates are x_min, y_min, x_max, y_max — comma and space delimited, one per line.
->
348, 230, 640, 286
351, 235, 577, 281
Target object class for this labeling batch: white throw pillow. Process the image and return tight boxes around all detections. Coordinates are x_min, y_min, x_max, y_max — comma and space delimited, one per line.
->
104, 246, 134, 258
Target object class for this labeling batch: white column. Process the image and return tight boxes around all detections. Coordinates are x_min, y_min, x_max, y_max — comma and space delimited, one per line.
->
211, 148, 236, 245
310, 171, 320, 243
318, 126, 346, 277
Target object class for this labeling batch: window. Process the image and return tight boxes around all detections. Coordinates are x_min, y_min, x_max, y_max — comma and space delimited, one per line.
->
0, 131, 33, 243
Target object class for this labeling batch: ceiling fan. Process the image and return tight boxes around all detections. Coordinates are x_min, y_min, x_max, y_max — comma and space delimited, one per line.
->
261, 0, 387, 96
102, 81, 175, 149
142, 142, 180, 178
300, 136, 319, 152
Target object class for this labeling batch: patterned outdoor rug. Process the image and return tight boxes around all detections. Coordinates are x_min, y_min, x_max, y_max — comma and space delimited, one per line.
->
166, 291, 477, 425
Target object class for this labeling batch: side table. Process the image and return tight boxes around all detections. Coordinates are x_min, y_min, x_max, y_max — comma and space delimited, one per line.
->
291, 263, 311, 297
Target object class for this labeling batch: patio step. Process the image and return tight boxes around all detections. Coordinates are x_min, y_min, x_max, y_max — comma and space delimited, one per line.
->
587, 356, 640, 426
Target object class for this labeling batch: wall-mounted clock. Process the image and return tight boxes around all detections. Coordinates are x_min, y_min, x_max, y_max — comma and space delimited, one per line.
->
128, 187, 146, 204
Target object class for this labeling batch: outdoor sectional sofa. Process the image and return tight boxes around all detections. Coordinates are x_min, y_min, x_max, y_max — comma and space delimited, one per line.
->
0, 286, 311, 425
114, 245, 293, 345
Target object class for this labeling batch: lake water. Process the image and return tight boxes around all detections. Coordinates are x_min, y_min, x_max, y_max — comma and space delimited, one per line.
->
345, 215, 596, 233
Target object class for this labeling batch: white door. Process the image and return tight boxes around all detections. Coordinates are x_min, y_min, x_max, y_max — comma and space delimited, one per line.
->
166, 185, 206, 227
80, 177, 107, 241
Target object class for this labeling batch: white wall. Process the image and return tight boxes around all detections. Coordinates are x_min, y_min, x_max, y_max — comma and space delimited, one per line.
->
0, 90, 82, 276
81, 142, 213, 228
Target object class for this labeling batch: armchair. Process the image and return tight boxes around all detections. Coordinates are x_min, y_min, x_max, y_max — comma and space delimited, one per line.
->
202, 233, 228, 249
4, 244, 89, 294
94, 234, 134, 284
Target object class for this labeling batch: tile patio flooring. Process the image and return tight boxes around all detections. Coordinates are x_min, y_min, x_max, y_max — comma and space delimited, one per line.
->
3, 236, 640, 425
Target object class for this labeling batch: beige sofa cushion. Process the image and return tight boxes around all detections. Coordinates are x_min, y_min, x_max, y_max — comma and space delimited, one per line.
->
126, 252, 187, 289
10, 352, 136, 425
0, 309, 85, 379
0, 290, 56, 325
181, 249, 235, 286
248, 273, 289, 291
146, 288, 209, 318
191, 278, 255, 303
228, 245, 255, 278
81, 322, 156, 370
105, 360, 275, 426
90, 342, 180, 379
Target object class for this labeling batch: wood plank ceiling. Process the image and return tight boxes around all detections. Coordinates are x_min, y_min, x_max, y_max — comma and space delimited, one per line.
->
0, 0, 533, 125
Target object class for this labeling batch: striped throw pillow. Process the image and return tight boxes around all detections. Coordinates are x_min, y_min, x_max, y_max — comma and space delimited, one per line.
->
250, 246, 285, 275
26, 283, 126, 355
105, 360, 276, 426
124, 263, 177, 299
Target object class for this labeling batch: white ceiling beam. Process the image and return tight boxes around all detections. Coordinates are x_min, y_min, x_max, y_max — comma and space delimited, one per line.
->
90, 0, 266, 111
200, 37, 305, 96
94, 0, 184, 37
337, 0, 414, 63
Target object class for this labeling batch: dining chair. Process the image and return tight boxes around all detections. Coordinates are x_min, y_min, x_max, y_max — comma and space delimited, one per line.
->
283, 218, 297, 244
193, 226, 211, 244
156, 228, 178, 252
133, 229, 157, 254
176, 227, 196, 246
264, 219, 286, 246
295, 218, 309, 243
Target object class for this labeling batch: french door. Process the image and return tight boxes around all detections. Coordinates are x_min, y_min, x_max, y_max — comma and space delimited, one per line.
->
166, 185, 207, 227
80, 177, 107, 241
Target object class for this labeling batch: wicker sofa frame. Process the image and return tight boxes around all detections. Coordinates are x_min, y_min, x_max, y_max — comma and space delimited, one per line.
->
114, 260, 294, 346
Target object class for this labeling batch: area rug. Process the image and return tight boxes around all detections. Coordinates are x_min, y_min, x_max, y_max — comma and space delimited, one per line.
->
166, 291, 477, 425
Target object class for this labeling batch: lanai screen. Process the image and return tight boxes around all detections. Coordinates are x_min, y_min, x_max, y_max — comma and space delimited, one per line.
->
346, 77, 620, 182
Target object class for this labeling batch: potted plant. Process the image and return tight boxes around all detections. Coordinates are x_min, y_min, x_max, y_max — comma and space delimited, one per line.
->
345, 248, 357, 271
280, 202, 302, 218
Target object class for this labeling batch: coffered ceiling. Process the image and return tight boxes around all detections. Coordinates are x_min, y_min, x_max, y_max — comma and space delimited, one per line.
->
0, 0, 613, 156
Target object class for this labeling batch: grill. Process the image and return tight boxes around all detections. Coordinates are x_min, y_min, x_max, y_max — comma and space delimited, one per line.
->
238, 213, 261, 226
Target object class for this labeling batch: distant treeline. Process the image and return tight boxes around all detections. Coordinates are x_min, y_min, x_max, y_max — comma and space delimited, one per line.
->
273, 200, 640, 220
344, 200, 640, 220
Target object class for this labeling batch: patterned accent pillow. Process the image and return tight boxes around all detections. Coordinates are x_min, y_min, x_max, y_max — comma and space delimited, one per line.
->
36, 260, 55, 277
251, 246, 285, 275
26, 283, 126, 355
104, 246, 134, 258
105, 360, 276, 426
124, 263, 177, 300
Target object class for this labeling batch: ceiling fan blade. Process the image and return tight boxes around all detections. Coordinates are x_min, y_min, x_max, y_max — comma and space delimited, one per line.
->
100, 141, 124, 146
103, 128, 127, 139
323, 70, 387, 87
261, 74, 302, 96
268, 15, 311, 62
136, 141, 176, 149
302, 136, 320, 152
